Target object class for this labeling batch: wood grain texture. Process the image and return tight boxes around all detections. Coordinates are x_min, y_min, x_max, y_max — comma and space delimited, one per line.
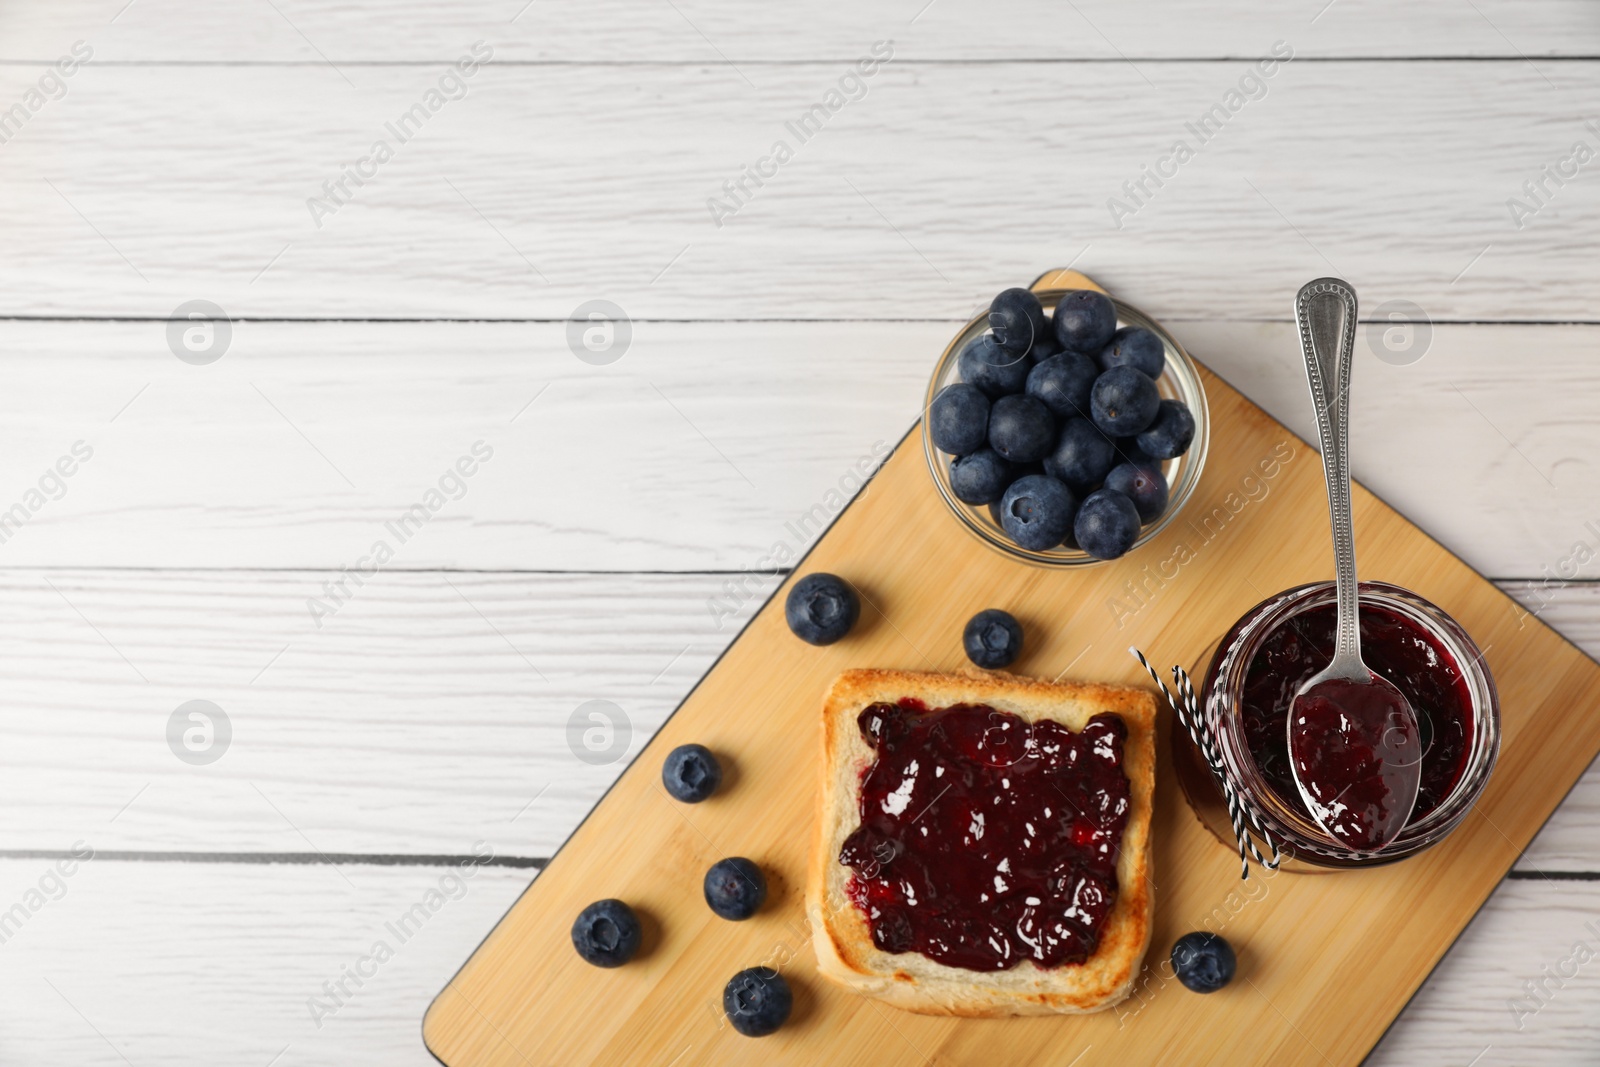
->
4, 1, 1598, 62
1369, 878, 1600, 1067
0, 857, 532, 1066
0, 61, 1596, 319
1499, 582, 1600, 871
0, 569, 770, 854
2, 568, 1596, 868
0, 856, 1585, 1067
0, 319, 1595, 578
422, 281, 1600, 1066
0, 320, 928, 572
0, 1, 1595, 1059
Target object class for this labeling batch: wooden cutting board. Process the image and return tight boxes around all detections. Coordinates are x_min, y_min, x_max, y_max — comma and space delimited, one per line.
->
423, 271, 1600, 1067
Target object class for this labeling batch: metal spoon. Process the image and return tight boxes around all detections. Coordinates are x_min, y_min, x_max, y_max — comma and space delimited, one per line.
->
1286, 278, 1422, 853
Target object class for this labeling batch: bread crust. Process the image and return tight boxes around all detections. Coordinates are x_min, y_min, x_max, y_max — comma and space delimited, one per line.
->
806, 668, 1157, 1016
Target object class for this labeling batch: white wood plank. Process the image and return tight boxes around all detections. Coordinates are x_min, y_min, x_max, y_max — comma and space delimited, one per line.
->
1, 568, 1595, 869
0, 570, 776, 855
0, 320, 929, 570
0, 60, 1596, 319
0, 857, 531, 1065
1368, 878, 1600, 1066
0, 319, 1595, 578
4, 0, 1597, 62
0, 857, 1590, 1065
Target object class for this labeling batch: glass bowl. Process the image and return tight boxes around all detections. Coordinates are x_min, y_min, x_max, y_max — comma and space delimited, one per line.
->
1179, 581, 1501, 870
921, 288, 1209, 567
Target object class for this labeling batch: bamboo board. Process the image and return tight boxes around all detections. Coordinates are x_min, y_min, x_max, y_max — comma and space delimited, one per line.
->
423, 271, 1600, 1067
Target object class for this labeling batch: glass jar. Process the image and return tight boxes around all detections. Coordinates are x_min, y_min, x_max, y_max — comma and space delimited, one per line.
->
1178, 581, 1500, 869
921, 289, 1209, 567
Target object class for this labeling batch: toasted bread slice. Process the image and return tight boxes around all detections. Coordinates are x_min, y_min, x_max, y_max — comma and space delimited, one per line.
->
807, 667, 1157, 1017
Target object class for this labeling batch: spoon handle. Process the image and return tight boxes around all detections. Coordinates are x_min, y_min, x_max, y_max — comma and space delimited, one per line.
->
1296, 278, 1363, 671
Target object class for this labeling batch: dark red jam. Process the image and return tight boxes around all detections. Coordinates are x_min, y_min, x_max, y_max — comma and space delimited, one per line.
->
1288, 674, 1422, 851
1242, 602, 1473, 827
838, 700, 1130, 972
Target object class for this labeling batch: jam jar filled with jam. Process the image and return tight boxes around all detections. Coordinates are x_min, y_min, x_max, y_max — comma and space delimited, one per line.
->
1179, 582, 1500, 869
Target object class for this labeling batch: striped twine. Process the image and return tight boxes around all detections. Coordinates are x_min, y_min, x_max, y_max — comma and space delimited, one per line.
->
1130, 647, 1283, 879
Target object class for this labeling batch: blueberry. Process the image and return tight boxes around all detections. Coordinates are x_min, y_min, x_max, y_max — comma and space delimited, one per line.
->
1025, 351, 1099, 421
963, 609, 1023, 669
987, 394, 1056, 464
1090, 366, 1161, 436
785, 573, 859, 645
1135, 399, 1197, 460
1043, 417, 1116, 491
999, 474, 1078, 551
988, 287, 1049, 354
704, 857, 767, 921
1104, 461, 1169, 522
1098, 326, 1165, 378
949, 448, 1013, 505
662, 743, 722, 803
571, 899, 642, 968
958, 334, 1030, 398
1074, 489, 1142, 560
987, 499, 1004, 527
1171, 932, 1237, 994
1053, 290, 1117, 353
929, 383, 990, 456
723, 968, 793, 1037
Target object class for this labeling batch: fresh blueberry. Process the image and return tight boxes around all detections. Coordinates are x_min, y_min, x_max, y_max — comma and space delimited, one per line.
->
988, 287, 1049, 354
1043, 417, 1116, 491
949, 448, 1013, 505
958, 334, 1030, 398
723, 968, 793, 1037
704, 857, 767, 921
571, 899, 642, 968
987, 394, 1056, 464
1074, 488, 1142, 560
1026, 351, 1099, 421
929, 383, 990, 456
1171, 931, 1237, 994
1053, 290, 1117, 353
1104, 461, 1169, 522
963, 609, 1023, 669
785, 573, 859, 645
1000, 474, 1078, 551
1135, 399, 1197, 459
1090, 366, 1161, 436
662, 743, 722, 803
1098, 326, 1165, 378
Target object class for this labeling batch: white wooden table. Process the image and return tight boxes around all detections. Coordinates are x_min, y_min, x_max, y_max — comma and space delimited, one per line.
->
0, 2, 1596, 1062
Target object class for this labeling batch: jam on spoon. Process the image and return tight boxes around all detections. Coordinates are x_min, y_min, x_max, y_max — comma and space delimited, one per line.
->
1289, 674, 1422, 850
1286, 279, 1422, 853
